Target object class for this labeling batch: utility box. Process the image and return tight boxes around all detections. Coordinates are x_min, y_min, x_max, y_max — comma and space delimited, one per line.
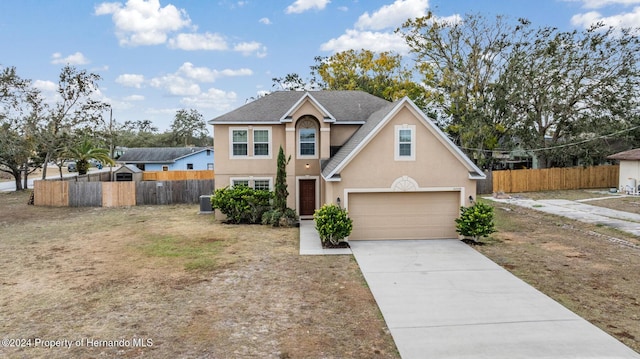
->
199, 195, 213, 214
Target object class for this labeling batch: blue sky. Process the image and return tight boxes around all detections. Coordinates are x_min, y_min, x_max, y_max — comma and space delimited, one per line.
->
1, 0, 638, 132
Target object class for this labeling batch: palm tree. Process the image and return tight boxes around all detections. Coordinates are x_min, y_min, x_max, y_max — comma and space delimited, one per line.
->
66, 138, 115, 175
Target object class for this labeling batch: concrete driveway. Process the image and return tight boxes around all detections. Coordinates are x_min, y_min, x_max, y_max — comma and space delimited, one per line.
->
350, 239, 640, 359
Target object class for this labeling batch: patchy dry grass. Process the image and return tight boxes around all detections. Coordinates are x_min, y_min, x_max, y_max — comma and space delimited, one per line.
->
0, 191, 398, 358
476, 199, 640, 353
587, 195, 640, 216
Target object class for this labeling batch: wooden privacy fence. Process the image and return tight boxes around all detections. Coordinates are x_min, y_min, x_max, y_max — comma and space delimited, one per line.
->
492, 165, 619, 193
142, 170, 214, 181
34, 179, 212, 207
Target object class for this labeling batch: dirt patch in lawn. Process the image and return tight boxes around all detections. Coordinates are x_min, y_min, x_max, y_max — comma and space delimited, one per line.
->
0, 191, 398, 358
586, 196, 640, 216
475, 201, 640, 353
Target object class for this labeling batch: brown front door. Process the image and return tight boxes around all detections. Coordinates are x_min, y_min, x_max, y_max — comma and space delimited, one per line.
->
299, 179, 316, 216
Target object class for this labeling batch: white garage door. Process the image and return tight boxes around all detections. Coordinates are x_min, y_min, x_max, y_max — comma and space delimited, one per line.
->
348, 191, 460, 240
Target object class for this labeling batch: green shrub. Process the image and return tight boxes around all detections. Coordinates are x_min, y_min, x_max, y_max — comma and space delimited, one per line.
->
261, 207, 298, 227
211, 185, 273, 224
455, 201, 496, 242
313, 204, 353, 246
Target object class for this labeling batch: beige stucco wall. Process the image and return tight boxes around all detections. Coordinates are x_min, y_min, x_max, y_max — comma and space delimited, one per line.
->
619, 160, 640, 190
212, 124, 286, 194
325, 105, 477, 208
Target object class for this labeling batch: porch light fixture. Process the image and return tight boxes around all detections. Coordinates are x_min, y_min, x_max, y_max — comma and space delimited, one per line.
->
336, 197, 341, 207
469, 195, 475, 204
305, 163, 310, 169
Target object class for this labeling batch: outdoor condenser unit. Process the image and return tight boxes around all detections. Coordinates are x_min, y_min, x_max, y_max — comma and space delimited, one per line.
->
199, 195, 213, 214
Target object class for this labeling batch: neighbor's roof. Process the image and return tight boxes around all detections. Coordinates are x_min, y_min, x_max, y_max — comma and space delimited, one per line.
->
117, 147, 212, 164
607, 148, 640, 161
208, 90, 391, 124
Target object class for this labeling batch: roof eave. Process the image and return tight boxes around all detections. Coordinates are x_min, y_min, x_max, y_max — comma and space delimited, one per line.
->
211, 121, 282, 125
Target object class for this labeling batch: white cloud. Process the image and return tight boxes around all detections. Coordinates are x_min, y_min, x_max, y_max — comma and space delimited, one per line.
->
33, 80, 57, 92
177, 62, 253, 82
572, 0, 640, 9
51, 52, 90, 65
285, 0, 330, 14
115, 73, 145, 88
151, 62, 252, 96
95, 0, 192, 46
571, 6, 640, 27
167, 32, 228, 50
320, 0, 433, 54
123, 94, 145, 101
233, 41, 268, 57
180, 87, 237, 110
259, 17, 272, 25
150, 73, 201, 96
320, 29, 410, 54
355, 0, 429, 31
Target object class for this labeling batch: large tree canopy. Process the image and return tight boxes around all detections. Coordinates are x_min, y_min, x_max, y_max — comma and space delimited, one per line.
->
0, 66, 43, 190
496, 24, 640, 167
397, 13, 529, 167
311, 49, 429, 109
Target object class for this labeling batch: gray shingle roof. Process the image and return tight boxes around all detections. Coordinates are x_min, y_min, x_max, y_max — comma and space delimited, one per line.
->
117, 147, 210, 163
321, 100, 399, 178
208, 90, 391, 124
608, 148, 640, 161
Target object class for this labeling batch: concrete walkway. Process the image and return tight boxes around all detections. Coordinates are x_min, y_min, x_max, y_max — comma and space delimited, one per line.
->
350, 239, 640, 359
299, 220, 351, 255
488, 197, 640, 237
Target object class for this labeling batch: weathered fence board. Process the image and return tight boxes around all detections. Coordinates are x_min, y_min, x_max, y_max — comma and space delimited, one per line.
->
135, 180, 213, 205
69, 182, 102, 207
492, 165, 619, 193
142, 170, 214, 181
476, 170, 493, 194
34, 178, 214, 207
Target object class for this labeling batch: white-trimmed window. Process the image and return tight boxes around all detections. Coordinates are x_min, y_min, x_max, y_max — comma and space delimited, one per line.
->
395, 125, 416, 161
231, 129, 248, 157
253, 128, 270, 157
229, 127, 272, 158
253, 179, 271, 191
232, 179, 249, 187
230, 177, 273, 190
297, 118, 317, 158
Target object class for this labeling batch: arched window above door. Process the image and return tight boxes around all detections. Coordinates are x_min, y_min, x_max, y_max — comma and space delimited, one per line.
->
297, 118, 317, 158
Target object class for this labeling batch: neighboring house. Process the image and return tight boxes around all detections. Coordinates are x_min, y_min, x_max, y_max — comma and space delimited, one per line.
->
117, 147, 214, 171
209, 91, 485, 240
607, 148, 640, 192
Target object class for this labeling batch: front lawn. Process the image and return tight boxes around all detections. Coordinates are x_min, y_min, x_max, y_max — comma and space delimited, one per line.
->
0, 191, 398, 358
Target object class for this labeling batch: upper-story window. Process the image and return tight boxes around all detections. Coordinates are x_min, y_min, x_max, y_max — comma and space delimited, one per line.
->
232, 129, 248, 156
298, 118, 317, 158
230, 127, 272, 159
254, 129, 270, 156
395, 124, 416, 161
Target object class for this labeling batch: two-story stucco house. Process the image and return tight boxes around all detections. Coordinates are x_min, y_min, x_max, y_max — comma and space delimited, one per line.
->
209, 90, 485, 240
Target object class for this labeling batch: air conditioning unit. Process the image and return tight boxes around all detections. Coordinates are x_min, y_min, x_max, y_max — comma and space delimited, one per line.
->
199, 195, 213, 214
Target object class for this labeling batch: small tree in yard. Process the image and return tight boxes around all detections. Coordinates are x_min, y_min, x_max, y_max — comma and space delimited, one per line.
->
262, 146, 298, 227
314, 204, 353, 247
455, 202, 496, 242
274, 146, 290, 212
